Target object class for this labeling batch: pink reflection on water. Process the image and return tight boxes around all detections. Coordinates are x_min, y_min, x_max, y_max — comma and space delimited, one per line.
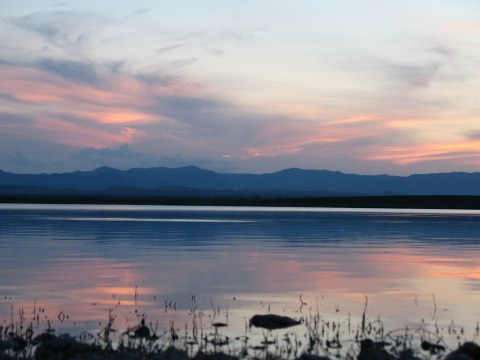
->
2, 243, 479, 344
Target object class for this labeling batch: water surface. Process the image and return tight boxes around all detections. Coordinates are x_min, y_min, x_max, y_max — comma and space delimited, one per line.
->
1, 204, 479, 344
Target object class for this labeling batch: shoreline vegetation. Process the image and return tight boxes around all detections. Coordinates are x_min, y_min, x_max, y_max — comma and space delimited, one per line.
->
1, 295, 479, 360
2, 194, 480, 209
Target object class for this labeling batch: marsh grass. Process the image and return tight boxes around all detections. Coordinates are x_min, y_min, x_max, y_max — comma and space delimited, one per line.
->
0, 291, 478, 360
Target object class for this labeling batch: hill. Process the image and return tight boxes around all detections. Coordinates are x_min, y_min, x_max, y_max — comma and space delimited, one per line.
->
0, 166, 480, 197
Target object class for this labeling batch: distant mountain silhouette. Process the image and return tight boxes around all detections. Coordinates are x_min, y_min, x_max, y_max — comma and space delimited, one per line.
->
0, 166, 479, 196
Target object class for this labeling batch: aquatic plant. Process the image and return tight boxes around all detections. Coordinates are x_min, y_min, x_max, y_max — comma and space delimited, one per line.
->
1, 291, 479, 360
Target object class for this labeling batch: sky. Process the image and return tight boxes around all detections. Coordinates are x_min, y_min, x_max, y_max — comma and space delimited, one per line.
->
1, 0, 480, 175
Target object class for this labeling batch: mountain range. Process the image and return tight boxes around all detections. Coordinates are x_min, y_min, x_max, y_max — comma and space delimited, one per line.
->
1, 166, 480, 197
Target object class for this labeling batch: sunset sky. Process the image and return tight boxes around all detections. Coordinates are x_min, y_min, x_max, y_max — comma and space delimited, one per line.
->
1, 0, 480, 174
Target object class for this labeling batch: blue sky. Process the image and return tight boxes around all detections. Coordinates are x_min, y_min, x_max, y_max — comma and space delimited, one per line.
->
1, 1, 480, 174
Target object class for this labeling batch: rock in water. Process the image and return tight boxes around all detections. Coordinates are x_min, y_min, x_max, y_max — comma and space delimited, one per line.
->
445, 342, 480, 360
249, 314, 301, 330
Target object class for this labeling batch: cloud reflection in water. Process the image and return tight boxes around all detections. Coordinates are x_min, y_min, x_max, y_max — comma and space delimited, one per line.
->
0, 205, 479, 337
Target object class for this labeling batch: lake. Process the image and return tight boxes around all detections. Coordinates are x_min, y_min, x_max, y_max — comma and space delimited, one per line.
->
1, 204, 480, 350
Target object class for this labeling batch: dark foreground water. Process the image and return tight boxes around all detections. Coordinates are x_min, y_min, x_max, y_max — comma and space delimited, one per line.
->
0, 204, 479, 347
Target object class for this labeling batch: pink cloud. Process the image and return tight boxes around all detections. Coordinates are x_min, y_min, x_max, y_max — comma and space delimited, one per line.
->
33, 116, 129, 148
241, 114, 385, 159
367, 140, 480, 165
0, 61, 200, 149
1, 56, 479, 174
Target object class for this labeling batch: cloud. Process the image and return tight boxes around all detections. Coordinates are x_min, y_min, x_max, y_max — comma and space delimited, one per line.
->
104, 61, 125, 74
0, 91, 24, 105
37, 58, 99, 84
0, 57, 235, 155
466, 130, 480, 140
145, 94, 261, 145
366, 140, 480, 167
2, 4, 479, 177
0, 133, 77, 173
10, 11, 97, 55
72, 144, 152, 161
1, 50, 471, 177
154, 96, 224, 120
379, 50, 463, 92
0, 53, 433, 174
3, 151, 35, 167
133, 7, 150, 16
0, 112, 34, 125
430, 45, 456, 58
389, 63, 441, 89
69, 144, 229, 171
139, 57, 198, 76
207, 48, 225, 57
156, 44, 185, 54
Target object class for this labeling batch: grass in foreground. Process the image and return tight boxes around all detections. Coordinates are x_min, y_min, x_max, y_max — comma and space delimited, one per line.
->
1, 295, 479, 360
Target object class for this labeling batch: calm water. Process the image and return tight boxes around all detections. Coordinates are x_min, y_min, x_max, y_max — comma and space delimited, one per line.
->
1, 204, 480, 344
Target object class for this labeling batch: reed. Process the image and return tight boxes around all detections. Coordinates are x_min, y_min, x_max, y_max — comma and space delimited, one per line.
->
0, 291, 478, 360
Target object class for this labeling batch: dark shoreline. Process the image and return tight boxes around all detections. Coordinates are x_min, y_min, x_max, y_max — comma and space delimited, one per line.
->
2, 194, 480, 209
